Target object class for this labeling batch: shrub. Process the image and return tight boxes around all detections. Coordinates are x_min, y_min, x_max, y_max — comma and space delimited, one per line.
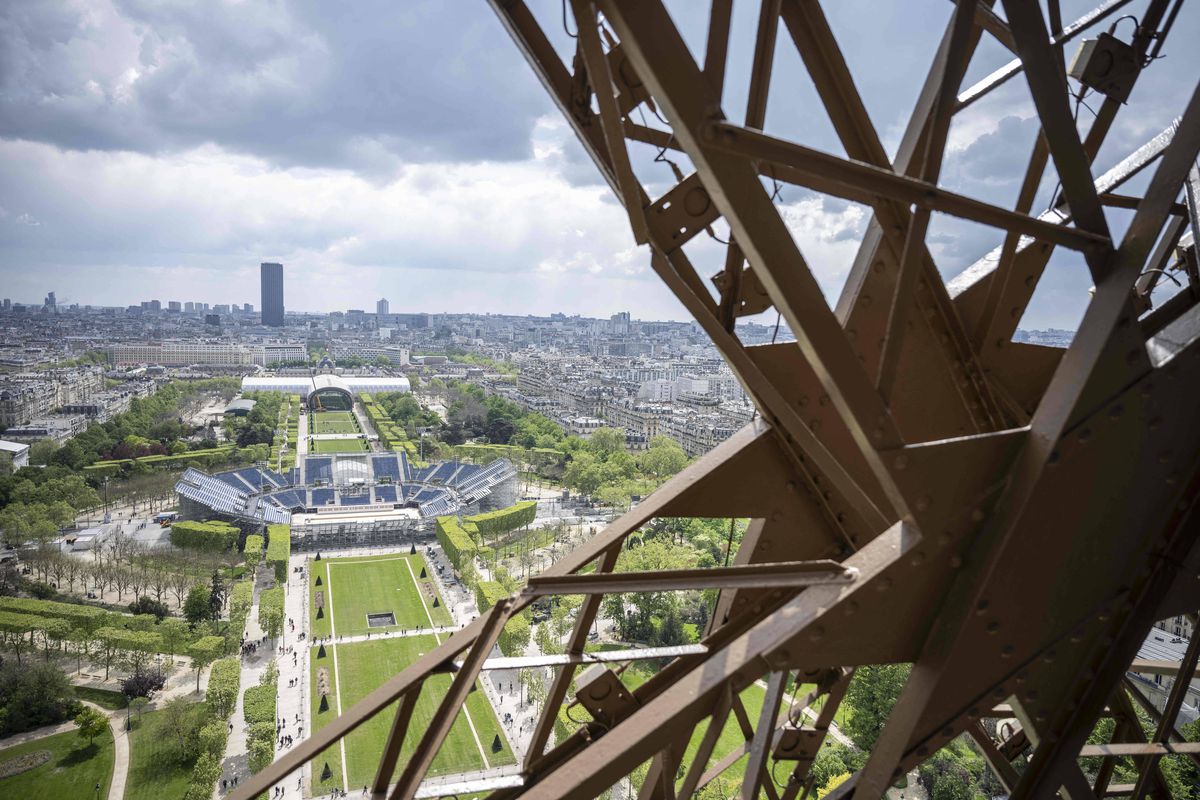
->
243, 684, 276, 727
244, 534, 264, 571
469, 501, 537, 538
198, 719, 228, 759
185, 750, 222, 800
128, 596, 170, 619
0, 662, 82, 736
229, 581, 253, 634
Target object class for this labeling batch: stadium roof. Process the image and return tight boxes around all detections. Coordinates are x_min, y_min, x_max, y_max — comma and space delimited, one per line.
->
224, 398, 257, 414
240, 375, 410, 397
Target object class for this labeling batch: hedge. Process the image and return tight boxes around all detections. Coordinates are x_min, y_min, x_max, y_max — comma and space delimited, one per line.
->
206, 657, 241, 719
258, 586, 284, 638
96, 626, 162, 654
83, 445, 238, 473
243, 684, 276, 727
498, 613, 529, 657
266, 524, 290, 583
0, 596, 107, 631
171, 520, 240, 552
245, 666, 278, 777
435, 516, 477, 571
473, 581, 507, 613
229, 582, 253, 634
470, 501, 537, 539
0, 609, 53, 637
445, 443, 565, 470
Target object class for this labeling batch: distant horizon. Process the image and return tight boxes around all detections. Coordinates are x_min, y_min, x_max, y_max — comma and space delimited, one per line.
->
4, 2, 1192, 332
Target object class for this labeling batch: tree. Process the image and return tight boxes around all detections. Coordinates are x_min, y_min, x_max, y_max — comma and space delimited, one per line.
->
29, 439, 58, 466
208, 570, 225, 620
638, 436, 688, 479
75, 706, 108, 747
160, 617, 191, 663
588, 427, 625, 457
600, 538, 700, 642
128, 596, 169, 620
0, 661, 81, 736
917, 738, 984, 800
159, 696, 206, 764
188, 636, 224, 694
121, 665, 166, 699
844, 664, 912, 750
183, 584, 210, 625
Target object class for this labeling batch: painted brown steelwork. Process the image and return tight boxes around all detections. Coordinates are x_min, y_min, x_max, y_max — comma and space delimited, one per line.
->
229, 1, 1200, 798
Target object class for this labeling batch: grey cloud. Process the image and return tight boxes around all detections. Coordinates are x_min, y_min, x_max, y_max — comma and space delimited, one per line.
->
0, 0, 549, 173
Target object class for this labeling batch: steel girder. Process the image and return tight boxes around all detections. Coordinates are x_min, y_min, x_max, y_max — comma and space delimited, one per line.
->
229, 1, 1200, 798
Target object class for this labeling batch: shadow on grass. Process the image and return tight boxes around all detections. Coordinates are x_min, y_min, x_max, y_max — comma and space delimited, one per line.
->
57, 742, 101, 768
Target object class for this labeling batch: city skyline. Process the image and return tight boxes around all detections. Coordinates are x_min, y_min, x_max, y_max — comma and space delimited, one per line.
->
4, 1, 1198, 328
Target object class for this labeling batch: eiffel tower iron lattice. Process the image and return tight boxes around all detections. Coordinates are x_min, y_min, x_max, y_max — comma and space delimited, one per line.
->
231, 1, 1200, 798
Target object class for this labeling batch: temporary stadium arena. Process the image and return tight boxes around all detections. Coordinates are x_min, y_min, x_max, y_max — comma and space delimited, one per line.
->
174, 452, 517, 548
240, 374, 411, 411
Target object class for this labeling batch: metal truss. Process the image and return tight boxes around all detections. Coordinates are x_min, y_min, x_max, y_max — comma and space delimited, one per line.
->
231, 1, 1200, 798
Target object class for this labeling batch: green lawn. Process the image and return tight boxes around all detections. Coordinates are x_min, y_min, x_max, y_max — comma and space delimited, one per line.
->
310, 438, 369, 454
0, 727, 114, 800
74, 685, 128, 710
311, 412, 360, 435
124, 709, 195, 800
310, 553, 454, 639
309, 636, 514, 793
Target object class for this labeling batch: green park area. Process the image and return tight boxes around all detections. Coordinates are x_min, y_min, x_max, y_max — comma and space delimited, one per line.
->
0, 727, 114, 800
310, 411, 360, 435
309, 553, 454, 639
309, 438, 369, 454
124, 708, 197, 800
309, 635, 513, 794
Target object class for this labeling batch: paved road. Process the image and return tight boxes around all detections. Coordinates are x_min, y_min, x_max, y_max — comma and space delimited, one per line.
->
90, 701, 130, 800
215, 579, 271, 799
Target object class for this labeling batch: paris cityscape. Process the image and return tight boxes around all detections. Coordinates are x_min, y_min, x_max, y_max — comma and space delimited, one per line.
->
2, 1, 1199, 799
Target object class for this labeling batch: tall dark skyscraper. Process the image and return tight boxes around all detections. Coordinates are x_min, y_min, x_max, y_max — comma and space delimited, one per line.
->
260, 262, 284, 326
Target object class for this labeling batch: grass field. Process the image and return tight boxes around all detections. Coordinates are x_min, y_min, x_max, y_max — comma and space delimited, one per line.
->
309, 635, 514, 793
124, 709, 195, 800
74, 685, 128, 710
0, 727, 114, 800
311, 411, 360, 435
310, 438, 369, 454
310, 553, 454, 638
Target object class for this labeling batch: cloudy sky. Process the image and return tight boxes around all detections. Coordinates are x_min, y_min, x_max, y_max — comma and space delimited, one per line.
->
0, 0, 1195, 328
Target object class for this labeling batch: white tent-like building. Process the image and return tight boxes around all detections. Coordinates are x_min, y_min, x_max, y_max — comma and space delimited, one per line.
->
240, 375, 410, 409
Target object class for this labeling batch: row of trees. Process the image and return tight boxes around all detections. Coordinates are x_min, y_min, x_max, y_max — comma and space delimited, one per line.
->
18, 534, 235, 609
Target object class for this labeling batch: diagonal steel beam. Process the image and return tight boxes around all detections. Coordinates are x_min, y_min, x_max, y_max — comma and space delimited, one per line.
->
598, 0, 911, 512
390, 600, 513, 799
702, 122, 1106, 253
1000, 0, 1112, 271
